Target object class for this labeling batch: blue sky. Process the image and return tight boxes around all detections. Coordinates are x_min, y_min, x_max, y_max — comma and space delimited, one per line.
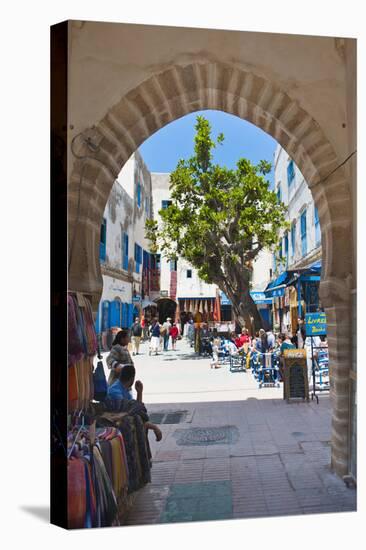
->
139, 110, 277, 187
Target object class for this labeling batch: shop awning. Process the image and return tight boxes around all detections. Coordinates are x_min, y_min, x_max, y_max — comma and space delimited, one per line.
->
264, 270, 293, 298
250, 291, 273, 304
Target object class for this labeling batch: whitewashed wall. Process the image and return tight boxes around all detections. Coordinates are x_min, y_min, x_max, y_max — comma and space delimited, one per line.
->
274, 145, 321, 269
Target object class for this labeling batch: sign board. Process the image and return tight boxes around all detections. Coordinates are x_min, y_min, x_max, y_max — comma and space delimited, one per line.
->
250, 292, 273, 305
132, 295, 141, 303
220, 292, 231, 305
283, 349, 309, 401
305, 312, 327, 336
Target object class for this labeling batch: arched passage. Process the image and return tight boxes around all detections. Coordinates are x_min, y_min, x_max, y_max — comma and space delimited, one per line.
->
67, 60, 354, 478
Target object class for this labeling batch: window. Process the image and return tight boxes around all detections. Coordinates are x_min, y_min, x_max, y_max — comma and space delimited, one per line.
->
314, 206, 321, 246
145, 196, 150, 217
269, 268, 273, 279
101, 300, 110, 331
137, 181, 142, 208
284, 233, 289, 267
134, 243, 142, 273
291, 221, 296, 258
143, 249, 150, 270
277, 184, 282, 203
151, 253, 161, 270
273, 253, 277, 274
187, 269, 192, 278
100, 218, 107, 262
300, 210, 307, 256
287, 160, 295, 187
161, 200, 172, 209
122, 232, 129, 271
170, 259, 177, 271
278, 241, 283, 272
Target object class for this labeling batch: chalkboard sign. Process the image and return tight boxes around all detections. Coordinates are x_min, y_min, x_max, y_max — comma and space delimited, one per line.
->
283, 349, 309, 401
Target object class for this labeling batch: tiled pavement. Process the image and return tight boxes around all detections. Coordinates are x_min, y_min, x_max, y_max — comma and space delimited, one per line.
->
124, 397, 356, 525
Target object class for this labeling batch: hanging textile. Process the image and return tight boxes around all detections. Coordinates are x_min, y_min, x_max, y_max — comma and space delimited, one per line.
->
67, 424, 128, 528
69, 357, 94, 412
67, 457, 97, 529
175, 300, 180, 324
213, 293, 221, 322
92, 445, 119, 527
68, 292, 98, 365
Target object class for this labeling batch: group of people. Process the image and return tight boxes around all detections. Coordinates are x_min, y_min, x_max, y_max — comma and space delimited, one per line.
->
204, 323, 328, 371
148, 317, 180, 355
129, 316, 180, 356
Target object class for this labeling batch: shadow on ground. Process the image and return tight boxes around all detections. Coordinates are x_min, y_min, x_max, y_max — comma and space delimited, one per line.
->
20, 506, 50, 523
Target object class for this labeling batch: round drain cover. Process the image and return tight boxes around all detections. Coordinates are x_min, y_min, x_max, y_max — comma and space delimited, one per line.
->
185, 428, 227, 443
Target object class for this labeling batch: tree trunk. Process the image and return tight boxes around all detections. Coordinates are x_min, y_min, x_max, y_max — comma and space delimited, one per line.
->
222, 285, 268, 334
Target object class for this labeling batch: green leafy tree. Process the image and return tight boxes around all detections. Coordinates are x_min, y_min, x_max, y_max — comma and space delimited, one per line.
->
146, 115, 288, 330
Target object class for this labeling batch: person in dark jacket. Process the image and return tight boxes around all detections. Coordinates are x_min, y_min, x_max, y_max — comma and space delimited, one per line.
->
149, 318, 161, 356
130, 317, 143, 355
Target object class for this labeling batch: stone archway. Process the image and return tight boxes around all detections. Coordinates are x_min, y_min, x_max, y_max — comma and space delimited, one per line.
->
67, 55, 355, 478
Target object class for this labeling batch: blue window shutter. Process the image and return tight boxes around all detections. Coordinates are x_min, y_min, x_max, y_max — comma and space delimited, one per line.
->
110, 300, 121, 327
137, 182, 141, 207
291, 222, 296, 257
122, 233, 129, 270
284, 233, 289, 266
127, 304, 134, 327
101, 301, 110, 331
301, 210, 307, 256
100, 218, 107, 261
277, 185, 281, 202
134, 243, 142, 273
287, 160, 295, 187
314, 206, 321, 245
121, 303, 128, 328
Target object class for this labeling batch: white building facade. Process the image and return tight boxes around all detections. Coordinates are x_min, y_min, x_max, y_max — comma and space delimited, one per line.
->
273, 145, 322, 273
267, 145, 322, 332
96, 151, 155, 343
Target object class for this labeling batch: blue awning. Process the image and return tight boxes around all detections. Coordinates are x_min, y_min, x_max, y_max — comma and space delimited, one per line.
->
264, 270, 293, 298
250, 291, 273, 304
308, 260, 322, 273
265, 270, 290, 290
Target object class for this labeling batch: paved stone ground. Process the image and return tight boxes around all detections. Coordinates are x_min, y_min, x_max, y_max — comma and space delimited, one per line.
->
97, 340, 356, 525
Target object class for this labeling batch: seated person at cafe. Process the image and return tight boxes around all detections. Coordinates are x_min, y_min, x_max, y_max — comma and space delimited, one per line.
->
235, 328, 251, 352
279, 332, 296, 354
277, 333, 296, 380
107, 364, 162, 441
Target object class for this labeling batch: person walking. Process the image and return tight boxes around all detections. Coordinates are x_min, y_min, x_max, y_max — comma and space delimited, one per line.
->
149, 318, 161, 356
170, 322, 179, 350
106, 329, 134, 385
187, 319, 195, 347
162, 317, 172, 351
210, 334, 221, 369
130, 317, 143, 355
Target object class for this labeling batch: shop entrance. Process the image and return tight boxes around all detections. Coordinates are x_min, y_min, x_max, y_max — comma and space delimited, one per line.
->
156, 298, 177, 324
